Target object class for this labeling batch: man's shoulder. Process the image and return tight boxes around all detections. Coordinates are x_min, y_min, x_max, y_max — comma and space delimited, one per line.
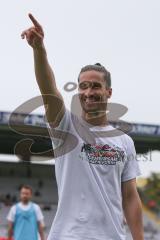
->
8, 203, 17, 215
122, 132, 134, 145
32, 202, 41, 210
108, 125, 133, 140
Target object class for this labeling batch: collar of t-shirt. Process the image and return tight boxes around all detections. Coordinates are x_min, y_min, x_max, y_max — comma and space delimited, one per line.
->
18, 201, 32, 210
77, 115, 114, 131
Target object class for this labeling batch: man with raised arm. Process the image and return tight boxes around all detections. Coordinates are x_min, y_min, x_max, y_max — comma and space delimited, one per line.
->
21, 13, 144, 240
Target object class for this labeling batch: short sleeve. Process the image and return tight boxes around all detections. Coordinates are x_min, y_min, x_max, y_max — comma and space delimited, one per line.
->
121, 136, 142, 182
6, 205, 16, 222
46, 108, 71, 149
34, 204, 44, 223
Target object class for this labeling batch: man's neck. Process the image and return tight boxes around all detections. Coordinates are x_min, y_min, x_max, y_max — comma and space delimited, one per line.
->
82, 111, 109, 126
21, 201, 30, 205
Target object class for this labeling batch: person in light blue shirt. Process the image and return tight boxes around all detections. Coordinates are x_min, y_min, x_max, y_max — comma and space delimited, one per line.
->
7, 185, 45, 240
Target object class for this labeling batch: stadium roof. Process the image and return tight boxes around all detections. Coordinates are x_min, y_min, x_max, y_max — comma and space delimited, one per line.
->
0, 111, 160, 161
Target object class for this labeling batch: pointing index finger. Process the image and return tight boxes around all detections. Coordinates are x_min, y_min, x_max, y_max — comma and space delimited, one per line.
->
28, 13, 41, 28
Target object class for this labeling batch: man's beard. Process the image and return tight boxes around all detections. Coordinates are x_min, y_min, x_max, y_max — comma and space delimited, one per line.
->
81, 96, 107, 114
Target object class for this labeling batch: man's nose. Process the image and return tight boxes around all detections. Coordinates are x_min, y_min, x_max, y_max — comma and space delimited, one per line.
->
84, 87, 94, 97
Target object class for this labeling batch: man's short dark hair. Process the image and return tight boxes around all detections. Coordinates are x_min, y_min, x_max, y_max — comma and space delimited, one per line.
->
20, 184, 33, 193
78, 63, 111, 88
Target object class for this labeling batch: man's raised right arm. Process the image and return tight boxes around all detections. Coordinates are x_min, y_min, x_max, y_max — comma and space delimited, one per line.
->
21, 13, 65, 127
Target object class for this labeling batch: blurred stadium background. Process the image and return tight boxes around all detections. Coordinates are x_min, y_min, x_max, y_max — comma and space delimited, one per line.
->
0, 111, 160, 239
0, 1, 160, 239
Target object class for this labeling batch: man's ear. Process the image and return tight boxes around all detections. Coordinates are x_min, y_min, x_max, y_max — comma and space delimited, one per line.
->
106, 88, 112, 98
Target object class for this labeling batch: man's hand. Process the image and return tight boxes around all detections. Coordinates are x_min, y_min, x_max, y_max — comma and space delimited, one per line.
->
21, 13, 44, 49
21, 13, 65, 129
7, 221, 14, 240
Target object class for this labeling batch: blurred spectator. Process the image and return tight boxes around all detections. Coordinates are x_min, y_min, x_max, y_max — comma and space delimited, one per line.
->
4, 194, 12, 206
38, 180, 43, 188
11, 195, 17, 203
34, 190, 41, 197
6, 185, 45, 240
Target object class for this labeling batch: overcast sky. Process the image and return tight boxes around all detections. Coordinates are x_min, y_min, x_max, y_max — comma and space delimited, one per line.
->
1, 0, 160, 125
0, 0, 160, 176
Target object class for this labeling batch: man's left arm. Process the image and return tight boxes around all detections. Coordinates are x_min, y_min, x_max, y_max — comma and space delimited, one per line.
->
122, 178, 144, 240
35, 204, 45, 240
38, 221, 45, 240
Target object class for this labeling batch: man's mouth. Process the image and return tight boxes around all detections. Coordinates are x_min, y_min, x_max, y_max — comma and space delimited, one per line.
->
85, 99, 97, 104
84, 97, 101, 104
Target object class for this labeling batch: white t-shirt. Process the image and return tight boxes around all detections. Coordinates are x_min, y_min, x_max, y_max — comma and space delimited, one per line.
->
7, 202, 44, 224
46, 108, 142, 240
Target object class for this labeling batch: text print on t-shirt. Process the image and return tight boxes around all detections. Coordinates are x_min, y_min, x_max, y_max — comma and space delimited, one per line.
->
80, 143, 125, 165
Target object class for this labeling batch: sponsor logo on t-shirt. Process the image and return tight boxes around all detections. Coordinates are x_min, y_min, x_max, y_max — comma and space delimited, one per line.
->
80, 143, 125, 165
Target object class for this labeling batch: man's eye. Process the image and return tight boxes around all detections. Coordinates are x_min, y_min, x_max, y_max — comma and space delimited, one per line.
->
93, 83, 101, 88
79, 82, 89, 89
